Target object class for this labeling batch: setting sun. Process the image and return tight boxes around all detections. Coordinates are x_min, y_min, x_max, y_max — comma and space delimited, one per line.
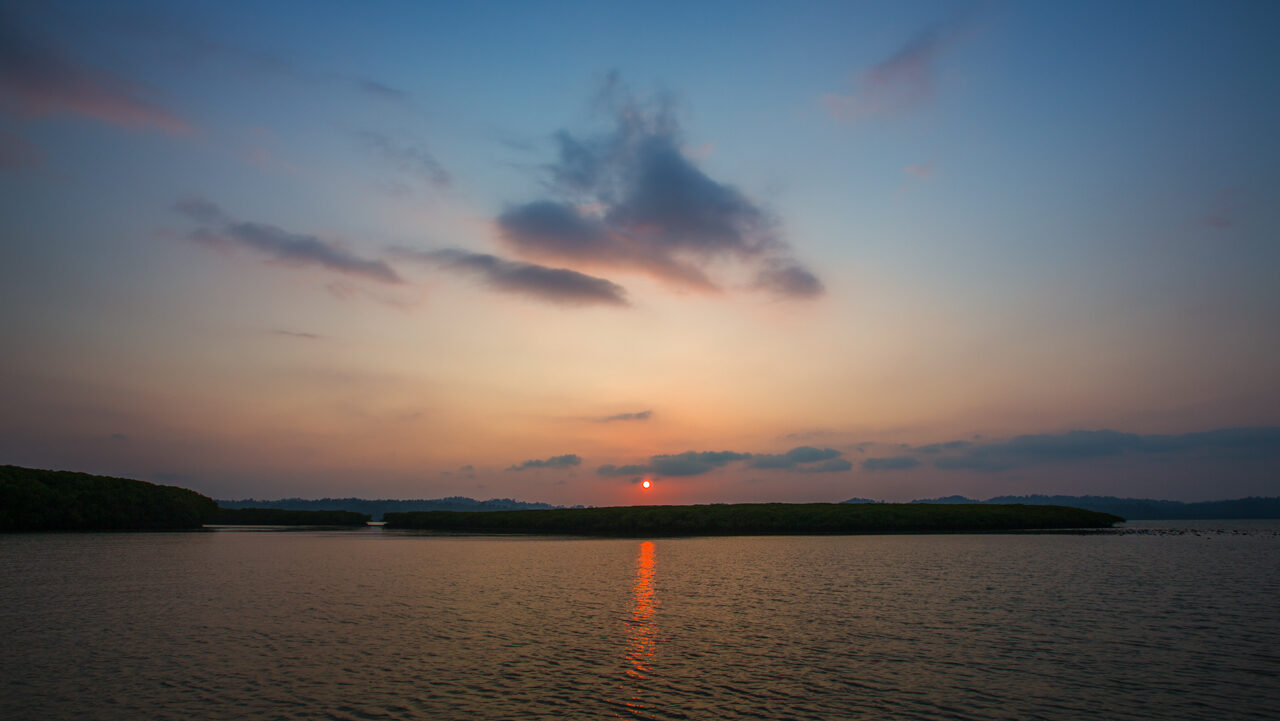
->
642, 480, 651, 489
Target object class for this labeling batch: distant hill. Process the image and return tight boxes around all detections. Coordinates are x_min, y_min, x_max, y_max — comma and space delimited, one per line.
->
217, 496, 558, 521
212, 507, 370, 526
879, 494, 1280, 520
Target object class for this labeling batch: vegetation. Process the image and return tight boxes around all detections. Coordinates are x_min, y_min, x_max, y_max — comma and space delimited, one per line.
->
0, 465, 218, 531
383, 502, 1123, 536
217, 496, 556, 521
905, 494, 1280, 520
213, 507, 370, 526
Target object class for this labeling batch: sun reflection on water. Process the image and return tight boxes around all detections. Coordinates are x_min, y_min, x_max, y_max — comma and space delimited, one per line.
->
621, 540, 657, 716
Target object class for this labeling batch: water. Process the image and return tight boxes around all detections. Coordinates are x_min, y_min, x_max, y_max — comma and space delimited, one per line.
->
2, 525, 1278, 720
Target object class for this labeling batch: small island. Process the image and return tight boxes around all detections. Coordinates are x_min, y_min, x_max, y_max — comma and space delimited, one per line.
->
383, 502, 1123, 536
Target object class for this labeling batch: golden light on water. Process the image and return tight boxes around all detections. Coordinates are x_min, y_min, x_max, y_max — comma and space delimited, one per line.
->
621, 540, 657, 716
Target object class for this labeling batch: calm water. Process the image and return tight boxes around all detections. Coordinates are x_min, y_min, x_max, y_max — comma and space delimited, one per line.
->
2, 524, 1278, 720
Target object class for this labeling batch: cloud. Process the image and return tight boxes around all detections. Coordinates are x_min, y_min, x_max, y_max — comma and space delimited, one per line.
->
930, 427, 1280, 472
0, 22, 191, 134
270, 329, 320, 340
356, 79, 408, 102
395, 248, 628, 306
651, 450, 752, 476
174, 197, 401, 283
358, 131, 450, 188
749, 446, 845, 470
823, 13, 969, 122
752, 262, 824, 298
597, 445, 853, 478
598, 410, 652, 422
917, 440, 972, 454
507, 454, 582, 471
904, 163, 935, 179
862, 456, 922, 471
596, 464, 652, 477
495, 78, 822, 299
597, 450, 752, 477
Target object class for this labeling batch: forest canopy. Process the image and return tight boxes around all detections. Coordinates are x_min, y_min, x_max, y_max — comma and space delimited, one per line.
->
0, 465, 218, 531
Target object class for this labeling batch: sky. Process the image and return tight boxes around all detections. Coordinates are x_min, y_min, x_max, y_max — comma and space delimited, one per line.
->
2, 0, 1278, 505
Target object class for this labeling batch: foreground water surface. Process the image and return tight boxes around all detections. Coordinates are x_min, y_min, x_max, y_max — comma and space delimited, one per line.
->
2, 523, 1277, 720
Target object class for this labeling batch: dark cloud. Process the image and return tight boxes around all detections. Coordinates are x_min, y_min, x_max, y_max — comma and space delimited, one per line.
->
395, 248, 628, 306
0, 21, 190, 134
917, 440, 973, 454
931, 427, 1280, 472
596, 464, 651, 477
271, 329, 320, 340
596, 450, 752, 478
651, 450, 752, 476
358, 131, 449, 188
174, 197, 401, 283
507, 454, 582, 472
495, 80, 821, 298
497, 201, 716, 291
753, 263, 824, 298
749, 446, 844, 470
173, 196, 225, 224
863, 456, 922, 471
598, 410, 652, 422
597, 445, 853, 477
824, 12, 970, 122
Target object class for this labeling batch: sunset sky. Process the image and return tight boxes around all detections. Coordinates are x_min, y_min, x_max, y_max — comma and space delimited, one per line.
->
2, 0, 1278, 505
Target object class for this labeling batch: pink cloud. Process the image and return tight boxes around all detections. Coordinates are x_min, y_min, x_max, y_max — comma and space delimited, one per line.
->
904, 163, 935, 179
0, 29, 192, 135
824, 16, 970, 122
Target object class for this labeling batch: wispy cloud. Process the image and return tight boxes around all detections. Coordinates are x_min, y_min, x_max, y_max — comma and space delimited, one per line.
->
270, 329, 321, 340
174, 197, 401, 283
904, 163, 935, 179
507, 454, 582, 471
597, 410, 652, 422
496, 76, 822, 299
356, 79, 409, 102
0, 23, 191, 134
823, 14, 970, 122
916, 427, 1280, 473
358, 130, 450, 188
395, 248, 628, 307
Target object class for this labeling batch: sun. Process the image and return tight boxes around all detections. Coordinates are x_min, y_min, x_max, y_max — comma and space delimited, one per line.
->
641, 479, 651, 489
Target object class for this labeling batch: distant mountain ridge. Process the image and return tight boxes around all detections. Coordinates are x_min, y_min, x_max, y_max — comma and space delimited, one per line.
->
877, 494, 1280, 520
217, 496, 560, 521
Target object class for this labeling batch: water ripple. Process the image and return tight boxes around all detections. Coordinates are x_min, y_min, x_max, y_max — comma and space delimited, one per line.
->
1, 526, 1278, 720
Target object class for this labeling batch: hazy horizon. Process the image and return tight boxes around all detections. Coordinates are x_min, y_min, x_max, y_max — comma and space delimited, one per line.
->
2, 1, 1278, 505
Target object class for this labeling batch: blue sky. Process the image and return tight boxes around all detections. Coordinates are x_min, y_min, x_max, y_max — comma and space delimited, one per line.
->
1, 0, 1278, 503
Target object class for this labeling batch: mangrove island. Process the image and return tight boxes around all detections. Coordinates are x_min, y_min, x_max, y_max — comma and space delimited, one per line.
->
382, 502, 1124, 536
